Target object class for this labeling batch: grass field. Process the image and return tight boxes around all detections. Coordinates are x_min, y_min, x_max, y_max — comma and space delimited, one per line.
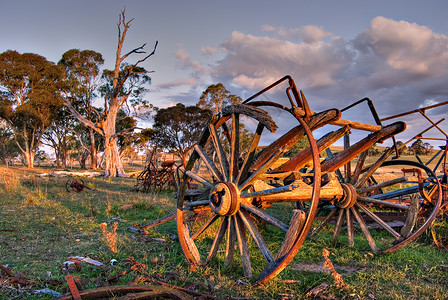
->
0, 164, 447, 299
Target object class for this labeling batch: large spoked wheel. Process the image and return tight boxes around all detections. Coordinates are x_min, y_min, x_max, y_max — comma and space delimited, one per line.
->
311, 159, 442, 253
176, 104, 321, 284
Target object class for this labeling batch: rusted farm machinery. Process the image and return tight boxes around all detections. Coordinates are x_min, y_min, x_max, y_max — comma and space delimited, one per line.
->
379, 100, 448, 219
135, 149, 177, 192
142, 75, 444, 284
66, 178, 90, 193
377, 102, 448, 247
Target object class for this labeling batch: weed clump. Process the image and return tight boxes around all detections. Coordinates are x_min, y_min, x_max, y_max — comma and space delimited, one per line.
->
100, 222, 118, 253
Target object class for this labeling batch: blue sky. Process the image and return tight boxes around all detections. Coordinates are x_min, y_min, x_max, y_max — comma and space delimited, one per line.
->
2, 0, 448, 146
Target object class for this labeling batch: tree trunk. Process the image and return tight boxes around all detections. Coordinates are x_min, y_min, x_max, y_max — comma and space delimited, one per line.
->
103, 111, 126, 177
104, 136, 126, 177
79, 150, 88, 169
61, 135, 67, 169
24, 151, 35, 168
89, 128, 97, 169
54, 148, 61, 168
23, 134, 34, 168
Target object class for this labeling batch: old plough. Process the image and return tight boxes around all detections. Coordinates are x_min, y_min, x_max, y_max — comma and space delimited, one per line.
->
137, 75, 443, 284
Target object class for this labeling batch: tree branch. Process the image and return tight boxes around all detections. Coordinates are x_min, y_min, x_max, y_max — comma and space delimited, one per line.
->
120, 43, 147, 62
109, 127, 140, 142
63, 126, 91, 154
62, 97, 105, 136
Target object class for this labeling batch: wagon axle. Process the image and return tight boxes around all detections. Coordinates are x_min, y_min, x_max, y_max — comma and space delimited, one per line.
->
209, 182, 240, 216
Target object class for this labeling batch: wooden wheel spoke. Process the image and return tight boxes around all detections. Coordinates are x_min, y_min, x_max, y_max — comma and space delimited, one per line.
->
343, 132, 352, 182
236, 123, 264, 185
239, 147, 287, 191
332, 208, 345, 241
325, 148, 345, 181
225, 216, 237, 267
346, 209, 354, 246
184, 200, 211, 209
194, 144, 224, 181
229, 113, 240, 182
185, 171, 214, 188
207, 217, 228, 261
221, 122, 232, 142
234, 214, 252, 278
350, 207, 378, 253
355, 147, 394, 189
356, 176, 408, 195
357, 196, 409, 210
350, 150, 368, 184
311, 207, 338, 237
238, 210, 274, 263
355, 203, 401, 239
209, 124, 229, 180
191, 214, 219, 240
241, 204, 289, 232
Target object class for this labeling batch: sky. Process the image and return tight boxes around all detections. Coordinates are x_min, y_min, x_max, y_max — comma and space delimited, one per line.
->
2, 0, 448, 148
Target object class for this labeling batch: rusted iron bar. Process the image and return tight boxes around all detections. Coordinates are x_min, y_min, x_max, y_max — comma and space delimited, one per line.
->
380, 100, 448, 122
340, 97, 382, 125
398, 119, 445, 149
65, 275, 81, 300
418, 110, 448, 138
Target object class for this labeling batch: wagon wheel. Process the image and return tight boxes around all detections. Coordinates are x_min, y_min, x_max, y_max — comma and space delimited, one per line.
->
311, 158, 442, 253
66, 179, 74, 192
176, 104, 322, 284
65, 178, 85, 193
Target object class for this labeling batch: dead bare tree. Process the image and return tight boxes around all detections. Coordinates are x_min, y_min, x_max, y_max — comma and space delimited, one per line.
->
63, 10, 157, 176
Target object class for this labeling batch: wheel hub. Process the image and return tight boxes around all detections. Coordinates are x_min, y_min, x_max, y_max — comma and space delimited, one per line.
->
209, 182, 240, 216
336, 183, 357, 208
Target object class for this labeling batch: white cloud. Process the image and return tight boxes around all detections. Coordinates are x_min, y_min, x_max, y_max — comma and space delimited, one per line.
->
174, 48, 209, 74
277, 25, 332, 44
357, 16, 448, 77
300, 25, 332, 44
201, 46, 217, 56
215, 31, 350, 91
165, 17, 448, 139
261, 24, 275, 32
156, 77, 198, 89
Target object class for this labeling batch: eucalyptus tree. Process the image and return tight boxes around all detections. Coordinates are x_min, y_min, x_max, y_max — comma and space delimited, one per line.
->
197, 83, 254, 154
152, 103, 211, 157
0, 50, 64, 168
63, 10, 157, 177
197, 83, 242, 114
58, 49, 104, 169
0, 121, 20, 165
41, 107, 78, 168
